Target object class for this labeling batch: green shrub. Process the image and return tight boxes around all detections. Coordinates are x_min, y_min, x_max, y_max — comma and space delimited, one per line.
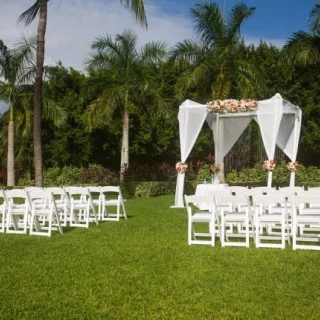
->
134, 182, 175, 197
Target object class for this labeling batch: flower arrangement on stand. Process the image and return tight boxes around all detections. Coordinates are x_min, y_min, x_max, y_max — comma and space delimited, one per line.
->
210, 164, 220, 173
263, 159, 276, 171
175, 161, 188, 174
210, 164, 220, 184
287, 161, 298, 172
207, 99, 259, 113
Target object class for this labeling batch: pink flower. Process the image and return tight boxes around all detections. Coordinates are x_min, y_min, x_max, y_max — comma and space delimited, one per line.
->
176, 162, 188, 174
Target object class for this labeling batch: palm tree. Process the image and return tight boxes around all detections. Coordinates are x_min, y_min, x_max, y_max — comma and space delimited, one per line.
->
0, 37, 67, 186
0, 35, 36, 186
283, 1, 320, 65
170, 2, 258, 102
18, 0, 147, 187
170, 2, 258, 182
85, 29, 167, 180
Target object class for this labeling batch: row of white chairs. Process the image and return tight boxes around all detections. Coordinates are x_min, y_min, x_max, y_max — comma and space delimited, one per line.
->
0, 185, 127, 237
186, 186, 320, 250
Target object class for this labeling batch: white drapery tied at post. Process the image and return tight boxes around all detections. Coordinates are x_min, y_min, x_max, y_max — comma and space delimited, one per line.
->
172, 94, 302, 208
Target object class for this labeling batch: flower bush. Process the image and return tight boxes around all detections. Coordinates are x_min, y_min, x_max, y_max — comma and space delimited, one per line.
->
176, 161, 188, 174
263, 159, 276, 171
207, 99, 259, 113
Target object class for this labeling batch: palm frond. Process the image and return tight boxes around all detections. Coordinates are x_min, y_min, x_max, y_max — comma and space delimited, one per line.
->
309, 2, 320, 36
43, 98, 67, 127
140, 41, 167, 64
191, 2, 225, 47
120, 0, 147, 28
284, 31, 320, 64
17, 0, 40, 25
170, 39, 205, 65
227, 3, 256, 40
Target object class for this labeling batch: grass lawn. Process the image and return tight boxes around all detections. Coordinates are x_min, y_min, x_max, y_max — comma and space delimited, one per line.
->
1, 195, 320, 320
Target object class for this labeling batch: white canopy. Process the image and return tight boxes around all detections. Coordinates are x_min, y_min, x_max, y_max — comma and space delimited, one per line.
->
172, 93, 302, 208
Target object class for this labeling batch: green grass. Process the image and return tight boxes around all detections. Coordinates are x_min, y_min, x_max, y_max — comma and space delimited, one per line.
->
1, 195, 320, 320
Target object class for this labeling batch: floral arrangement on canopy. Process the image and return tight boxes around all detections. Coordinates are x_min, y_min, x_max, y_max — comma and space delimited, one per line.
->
263, 159, 276, 171
176, 161, 188, 174
207, 99, 259, 113
287, 161, 298, 172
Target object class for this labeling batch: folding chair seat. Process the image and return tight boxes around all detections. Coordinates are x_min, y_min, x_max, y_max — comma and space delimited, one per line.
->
252, 194, 289, 249
0, 190, 8, 233
6, 189, 30, 234
291, 195, 320, 250
45, 187, 70, 227
28, 189, 63, 237
65, 187, 98, 228
185, 194, 216, 246
218, 194, 252, 248
99, 186, 127, 221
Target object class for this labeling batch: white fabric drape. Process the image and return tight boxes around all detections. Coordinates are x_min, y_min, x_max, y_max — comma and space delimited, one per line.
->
207, 113, 254, 164
276, 99, 302, 186
172, 100, 208, 208
256, 94, 283, 187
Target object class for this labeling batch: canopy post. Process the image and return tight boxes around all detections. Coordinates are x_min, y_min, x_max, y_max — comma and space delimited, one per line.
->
267, 171, 273, 188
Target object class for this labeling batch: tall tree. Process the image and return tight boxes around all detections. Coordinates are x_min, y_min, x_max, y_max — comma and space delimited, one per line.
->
283, 1, 320, 65
18, 0, 147, 186
170, 2, 258, 103
170, 2, 258, 182
0, 35, 36, 186
85, 29, 167, 180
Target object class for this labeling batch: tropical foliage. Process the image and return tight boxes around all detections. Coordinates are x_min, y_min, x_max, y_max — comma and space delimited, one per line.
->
0, 1, 320, 185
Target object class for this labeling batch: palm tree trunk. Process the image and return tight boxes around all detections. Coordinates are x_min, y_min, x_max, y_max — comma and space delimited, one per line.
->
7, 120, 15, 186
120, 108, 129, 181
34, 0, 48, 187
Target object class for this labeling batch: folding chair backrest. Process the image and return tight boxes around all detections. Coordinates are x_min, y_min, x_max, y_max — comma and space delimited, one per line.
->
185, 195, 214, 205
252, 194, 287, 214
218, 194, 249, 211
292, 194, 320, 207
228, 186, 249, 195
99, 186, 127, 220
5, 189, 30, 234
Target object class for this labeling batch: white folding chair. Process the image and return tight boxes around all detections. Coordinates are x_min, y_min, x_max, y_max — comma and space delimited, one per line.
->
291, 194, 320, 250
228, 186, 249, 195
45, 187, 70, 227
185, 194, 216, 246
99, 186, 127, 221
87, 186, 103, 220
0, 190, 8, 233
65, 187, 98, 228
28, 189, 63, 237
252, 194, 289, 249
218, 194, 252, 248
306, 187, 320, 193
6, 189, 30, 234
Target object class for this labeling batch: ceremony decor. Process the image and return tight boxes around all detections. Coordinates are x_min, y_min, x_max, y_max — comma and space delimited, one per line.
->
173, 94, 302, 208
210, 164, 220, 173
287, 161, 298, 172
207, 99, 259, 113
210, 164, 220, 184
263, 159, 276, 171
176, 162, 188, 174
